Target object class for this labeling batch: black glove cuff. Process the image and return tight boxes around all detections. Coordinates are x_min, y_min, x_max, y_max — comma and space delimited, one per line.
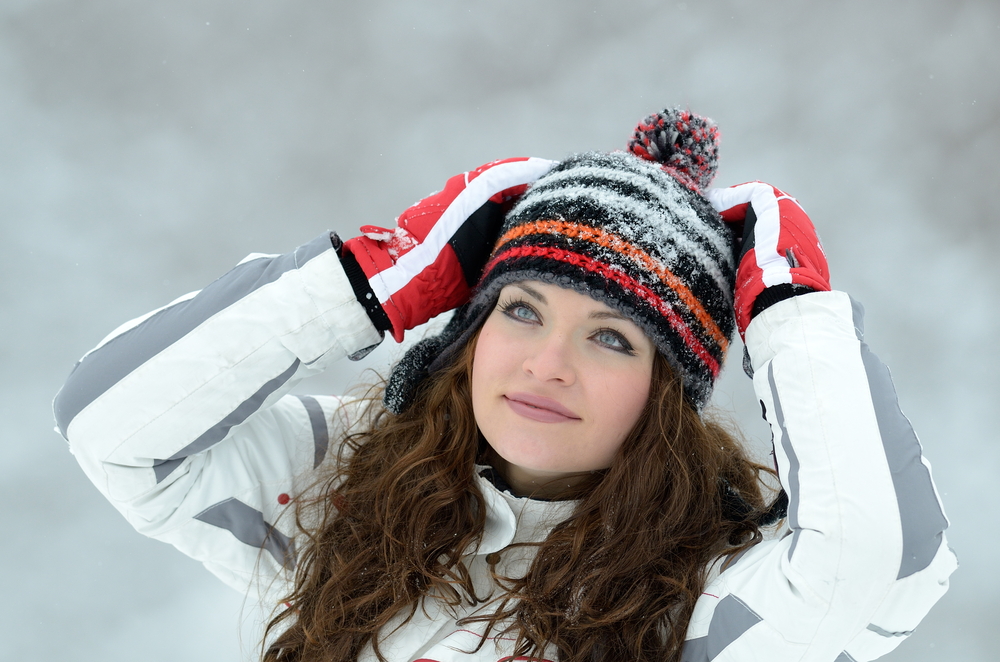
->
751, 283, 814, 320
338, 247, 393, 333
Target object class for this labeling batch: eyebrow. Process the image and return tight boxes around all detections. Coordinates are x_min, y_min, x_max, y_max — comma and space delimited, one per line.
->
513, 284, 632, 323
514, 283, 547, 303
588, 310, 631, 322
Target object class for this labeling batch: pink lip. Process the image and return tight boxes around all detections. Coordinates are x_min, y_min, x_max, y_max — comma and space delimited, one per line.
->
504, 393, 581, 423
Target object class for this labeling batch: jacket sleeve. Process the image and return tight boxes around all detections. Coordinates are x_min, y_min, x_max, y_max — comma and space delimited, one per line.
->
53, 232, 385, 600
683, 291, 957, 662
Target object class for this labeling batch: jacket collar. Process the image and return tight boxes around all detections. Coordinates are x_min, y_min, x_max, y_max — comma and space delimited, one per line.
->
473, 465, 578, 555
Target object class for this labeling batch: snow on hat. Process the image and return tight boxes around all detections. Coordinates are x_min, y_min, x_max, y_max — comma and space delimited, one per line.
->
385, 108, 736, 413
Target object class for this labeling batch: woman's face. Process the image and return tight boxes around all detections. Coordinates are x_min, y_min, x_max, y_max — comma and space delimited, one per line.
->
471, 280, 655, 497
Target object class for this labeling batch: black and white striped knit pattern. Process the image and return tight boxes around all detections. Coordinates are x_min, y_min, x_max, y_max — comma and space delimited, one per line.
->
385, 151, 737, 413
385, 108, 739, 414
469, 151, 736, 408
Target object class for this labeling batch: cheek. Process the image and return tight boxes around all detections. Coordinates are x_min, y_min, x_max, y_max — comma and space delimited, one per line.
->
470, 343, 487, 420
598, 368, 652, 442
470, 322, 507, 417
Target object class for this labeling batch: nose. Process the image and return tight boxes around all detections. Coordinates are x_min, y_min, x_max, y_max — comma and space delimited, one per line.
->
521, 331, 577, 385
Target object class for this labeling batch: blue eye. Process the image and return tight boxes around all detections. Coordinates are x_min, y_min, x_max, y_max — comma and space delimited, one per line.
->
499, 298, 540, 324
592, 328, 636, 355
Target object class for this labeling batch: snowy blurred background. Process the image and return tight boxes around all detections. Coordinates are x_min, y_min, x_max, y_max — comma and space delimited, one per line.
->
2, 1, 997, 659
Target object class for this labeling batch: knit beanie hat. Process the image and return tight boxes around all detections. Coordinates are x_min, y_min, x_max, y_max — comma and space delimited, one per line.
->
385, 108, 736, 414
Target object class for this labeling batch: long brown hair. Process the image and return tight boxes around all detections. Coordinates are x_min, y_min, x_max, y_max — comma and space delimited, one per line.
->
263, 333, 776, 662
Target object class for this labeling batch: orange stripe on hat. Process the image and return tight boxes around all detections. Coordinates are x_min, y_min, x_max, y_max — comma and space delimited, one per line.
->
481, 244, 722, 377
493, 219, 729, 353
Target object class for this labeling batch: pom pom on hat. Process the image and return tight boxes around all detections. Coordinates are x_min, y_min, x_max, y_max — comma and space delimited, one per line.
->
627, 108, 720, 192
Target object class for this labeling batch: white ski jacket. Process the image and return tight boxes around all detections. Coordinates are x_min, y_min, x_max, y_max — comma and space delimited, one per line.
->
54, 232, 957, 662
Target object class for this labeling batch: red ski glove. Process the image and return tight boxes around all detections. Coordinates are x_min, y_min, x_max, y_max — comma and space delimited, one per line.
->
340, 157, 557, 341
707, 182, 830, 338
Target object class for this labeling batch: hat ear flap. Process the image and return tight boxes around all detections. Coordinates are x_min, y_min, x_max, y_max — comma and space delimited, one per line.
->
383, 329, 453, 415
383, 300, 493, 414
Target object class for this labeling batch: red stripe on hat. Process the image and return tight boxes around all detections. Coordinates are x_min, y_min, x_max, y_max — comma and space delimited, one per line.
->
492, 219, 729, 353
482, 245, 721, 377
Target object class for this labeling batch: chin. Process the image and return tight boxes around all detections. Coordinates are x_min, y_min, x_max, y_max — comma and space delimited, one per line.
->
486, 432, 596, 474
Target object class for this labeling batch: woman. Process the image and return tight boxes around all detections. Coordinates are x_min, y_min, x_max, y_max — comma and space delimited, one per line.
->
54, 109, 956, 662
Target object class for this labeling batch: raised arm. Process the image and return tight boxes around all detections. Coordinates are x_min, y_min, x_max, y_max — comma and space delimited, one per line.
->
679, 184, 957, 661
692, 291, 955, 661
54, 233, 384, 594
54, 156, 557, 598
